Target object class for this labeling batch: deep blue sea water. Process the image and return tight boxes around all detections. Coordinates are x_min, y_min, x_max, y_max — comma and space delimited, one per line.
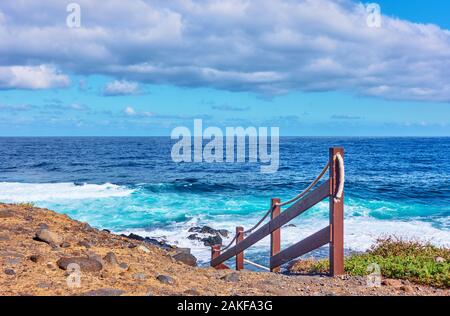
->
0, 137, 449, 265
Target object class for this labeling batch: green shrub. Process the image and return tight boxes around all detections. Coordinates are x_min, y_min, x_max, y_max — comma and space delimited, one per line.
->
289, 237, 449, 288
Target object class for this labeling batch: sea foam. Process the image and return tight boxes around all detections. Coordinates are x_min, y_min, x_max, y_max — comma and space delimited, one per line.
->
0, 182, 134, 202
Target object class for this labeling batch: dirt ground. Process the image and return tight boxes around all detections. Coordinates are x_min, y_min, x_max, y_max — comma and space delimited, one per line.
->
0, 203, 448, 296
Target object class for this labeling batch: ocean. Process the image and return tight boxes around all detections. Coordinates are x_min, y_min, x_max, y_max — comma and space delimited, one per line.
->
0, 137, 449, 266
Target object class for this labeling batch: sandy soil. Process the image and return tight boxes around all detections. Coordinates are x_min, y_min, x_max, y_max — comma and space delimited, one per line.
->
0, 203, 448, 296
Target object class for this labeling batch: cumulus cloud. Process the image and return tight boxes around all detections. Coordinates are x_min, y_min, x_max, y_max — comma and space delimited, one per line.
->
123, 106, 154, 117
103, 80, 140, 96
0, 65, 70, 90
0, 0, 449, 101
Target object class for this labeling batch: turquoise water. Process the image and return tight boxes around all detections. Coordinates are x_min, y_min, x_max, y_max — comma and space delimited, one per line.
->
0, 137, 449, 264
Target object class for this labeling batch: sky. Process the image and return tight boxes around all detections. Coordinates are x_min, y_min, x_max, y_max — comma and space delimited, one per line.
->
0, 0, 449, 136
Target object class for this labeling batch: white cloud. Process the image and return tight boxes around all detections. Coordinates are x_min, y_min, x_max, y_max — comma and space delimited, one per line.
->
122, 106, 154, 117
103, 80, 140, 96
123, 106, 136, 116
0, 65, 70, 90
0, 0, 449, 101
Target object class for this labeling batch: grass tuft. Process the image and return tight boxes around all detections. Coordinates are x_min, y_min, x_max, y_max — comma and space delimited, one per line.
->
13, 202, 36, 208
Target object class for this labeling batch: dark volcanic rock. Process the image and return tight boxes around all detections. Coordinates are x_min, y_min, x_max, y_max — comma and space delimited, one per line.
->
188, 233, 222, 246
144, 237, 173, 250
38, 223, 49, 230
188, 234, 199, 240
80, 222, 95, 232
119, 263, 129, 270
103, 252, 119, 266
156, 275, 174, 285
4, 268, 16, 276
133, 273, 146, 280
29, 254, 43, 263
189, 226, 229, 237
221, 272, 240, 283
125, 233, 145, 241
34, 229, 62, 246
57, 257, 103, 272
77, 240, 92, 248
81, 288, 125, 296
184, 289, 201, 296
187, 226, 228, 246
202, 235, 222, 247
37, 282, 51, 289
218, 229, 229, 238
172, 252, 197, 267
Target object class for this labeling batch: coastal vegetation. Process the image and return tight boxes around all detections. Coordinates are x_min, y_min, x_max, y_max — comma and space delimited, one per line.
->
290, 237, 450, 288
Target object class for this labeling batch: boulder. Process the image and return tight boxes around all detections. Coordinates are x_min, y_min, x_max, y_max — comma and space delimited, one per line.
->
138, 245, 151, 254
221, 272, 240, 282
188, 234, 199, 240
103, 252, 119, 266
133, 273, 146, 280
125, 233, 145, 241
119, 263, 129, 270
29, 254, 43, 263
156, 275, 174, 285
80, 222, 95, 232
188, 226, 229, 237
174, 248, 191, 255
4, 268, 16, 276
146, 238, 173, 250
81, 288, 125, 296
57, 257, 103, 272
38, 223, 49, 230
184, 289, 201, 296
218, 229, 229, 238
202, 235, 222, 247
35, 229, 62, 246
77, 240, 92, 248
172, 252, 197, 267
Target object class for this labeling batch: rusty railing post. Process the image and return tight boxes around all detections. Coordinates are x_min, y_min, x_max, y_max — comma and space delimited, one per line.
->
211, 245, 221, 268
270, 198, 281, 272
236, 227, 244, 271
329, 147, 344, 276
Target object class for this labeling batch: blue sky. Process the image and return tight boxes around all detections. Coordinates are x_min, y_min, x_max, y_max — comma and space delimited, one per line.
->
0, 0, 449, 136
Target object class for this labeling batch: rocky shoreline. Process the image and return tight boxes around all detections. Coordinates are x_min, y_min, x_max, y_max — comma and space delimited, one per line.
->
0, 203, 448, 296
